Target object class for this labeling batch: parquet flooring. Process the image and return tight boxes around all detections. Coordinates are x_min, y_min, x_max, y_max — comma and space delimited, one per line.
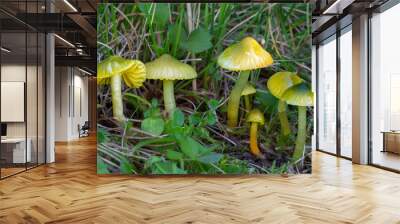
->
0, 135, 400, 223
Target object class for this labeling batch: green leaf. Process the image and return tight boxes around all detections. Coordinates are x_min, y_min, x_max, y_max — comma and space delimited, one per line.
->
97, 157, 110, 174
197, 152, 223, 164
138, 3, 170, 27
181, 27, 212, 54
167, 24, 188, 45
153, 4, 170, 26
152, 161, 187, 174
144, 156, 163, 170
141, 117, 165, 136
97, 128, 108, 144
255, 90, 278, 114
188, 113, 201, 126
172, 109, 185, 126
194, 127, 210, 139
206, 111, 217, 125
166, 150, 184, 161
176, 135, 211, 160
144, 98, 161, 118
120, 160, 134, 174
167, 23, 187, 58
151, 98, 159, 108
208, 99, 219, 110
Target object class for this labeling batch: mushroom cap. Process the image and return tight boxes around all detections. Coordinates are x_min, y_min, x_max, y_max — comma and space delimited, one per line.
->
217, 36, 273, 71
246, 108, 265, 125
145, 54, 197, 80
281, 83, 314, 107
241, 84, 257, 96
267, 71, 303, 99
97, 56, 146, 88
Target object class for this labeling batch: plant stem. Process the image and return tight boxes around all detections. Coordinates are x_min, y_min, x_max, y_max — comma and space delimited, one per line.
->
293, 106, 307, 162
163, 80, 176, 118
249, 122, 264, 158
278, 100, 291, 136
227, 70, 250, 127
111, 74, 124, 121
244, 95, 252, 113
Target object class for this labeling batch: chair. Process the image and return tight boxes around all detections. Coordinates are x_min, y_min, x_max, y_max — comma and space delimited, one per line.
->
78, 121, 90, 138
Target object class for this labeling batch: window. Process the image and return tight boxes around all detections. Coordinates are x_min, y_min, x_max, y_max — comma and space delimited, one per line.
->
0, 1, 47, 179
339, 27, 352, 158
370, 3, 400, 171
318, 36, 337, 154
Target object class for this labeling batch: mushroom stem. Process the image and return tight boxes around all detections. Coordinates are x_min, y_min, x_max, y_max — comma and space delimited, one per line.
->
163, 80, 176, 118
293, 106, 307, 162
110, 74, 125, 121
278, 100, 291, 136
227, 70, 250, 127
244, 95, 252, 113
249, 122, 264, 158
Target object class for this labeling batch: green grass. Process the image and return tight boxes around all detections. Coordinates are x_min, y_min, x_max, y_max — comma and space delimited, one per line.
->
97, 3, 312, 175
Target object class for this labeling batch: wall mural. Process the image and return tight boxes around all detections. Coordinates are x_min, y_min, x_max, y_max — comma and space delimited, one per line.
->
97, 3, 313, 175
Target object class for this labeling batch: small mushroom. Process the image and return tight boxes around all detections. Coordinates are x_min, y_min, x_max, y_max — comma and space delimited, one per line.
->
281, 82, 313, 162
218, 36, 273, 128
267, 71, 303, 136
98, 56, 146, 121
145, 54, 197, 118
241, 84, 256, 113
246, 108, 265, 159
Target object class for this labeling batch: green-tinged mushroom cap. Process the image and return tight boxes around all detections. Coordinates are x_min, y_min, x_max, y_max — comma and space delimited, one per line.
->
217, 36, 274, 72
246, 109, 265, 125
97, 55, 146, 88
281, 82, 313, 163
241, 84, 257, 96
282, 83, 314, 107
267, 71, 303, 136
145, 54, 197, 80
267, 71, 303, 99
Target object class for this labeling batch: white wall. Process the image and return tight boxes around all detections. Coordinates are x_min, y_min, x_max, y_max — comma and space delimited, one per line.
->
1, 65, 26, 139
55, 66, 89, 141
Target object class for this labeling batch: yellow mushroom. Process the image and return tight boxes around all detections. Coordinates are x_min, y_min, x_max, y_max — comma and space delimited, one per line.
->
217, 37, 273, 128
145, 54, 197, 118
98, 56, 146, 121
246, 109, 265, 158
281, 83, 313, 162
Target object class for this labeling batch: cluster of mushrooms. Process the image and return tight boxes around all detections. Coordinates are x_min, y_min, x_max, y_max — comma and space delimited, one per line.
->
98, 36, 313, 163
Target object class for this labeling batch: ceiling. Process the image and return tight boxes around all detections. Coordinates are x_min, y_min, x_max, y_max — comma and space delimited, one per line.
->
0, 0, 96, 74
312, 0, 390, 44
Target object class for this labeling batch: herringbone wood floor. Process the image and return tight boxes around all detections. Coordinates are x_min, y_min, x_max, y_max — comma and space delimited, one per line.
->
0, 136, 400, 224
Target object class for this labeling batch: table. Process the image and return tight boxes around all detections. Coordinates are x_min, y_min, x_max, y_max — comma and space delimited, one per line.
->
1, 138, 31, 163
382, 131, 400, 154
